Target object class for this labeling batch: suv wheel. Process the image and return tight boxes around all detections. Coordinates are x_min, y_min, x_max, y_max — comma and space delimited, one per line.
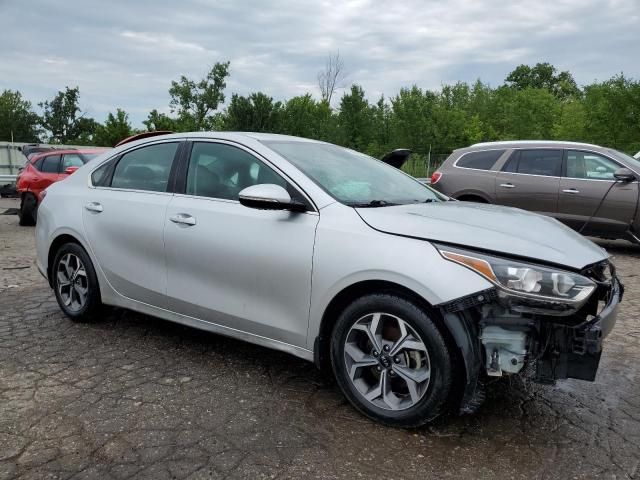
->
18, 193, 37, 226
52, 243, 103, 321
330, 294, 454, 427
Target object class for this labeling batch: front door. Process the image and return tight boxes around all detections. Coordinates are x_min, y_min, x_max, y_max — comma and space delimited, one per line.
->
557, 149, 637, 236
495, 149, 562, 217
163, 141, 319, 348
82, 141, 181, 307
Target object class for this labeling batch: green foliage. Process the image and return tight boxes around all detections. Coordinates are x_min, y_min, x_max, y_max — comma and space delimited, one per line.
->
93, 109, 134, 146
337, 85, 373, 151
39, 87, 97, 144
143, 109, 180, 132
223, 92, 283, 132
582, 75, 640, 152
0, 90, 41, 142
505, 62, 580, 100
169, 61, 230, 131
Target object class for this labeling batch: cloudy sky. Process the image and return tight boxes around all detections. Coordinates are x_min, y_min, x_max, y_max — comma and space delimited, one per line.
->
1, 0, 638, 126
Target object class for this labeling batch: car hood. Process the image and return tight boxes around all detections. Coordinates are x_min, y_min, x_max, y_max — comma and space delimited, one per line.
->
356, 201, 608, 270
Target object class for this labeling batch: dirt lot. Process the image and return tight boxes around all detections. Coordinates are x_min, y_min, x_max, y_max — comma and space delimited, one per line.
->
1, 197, 639, 479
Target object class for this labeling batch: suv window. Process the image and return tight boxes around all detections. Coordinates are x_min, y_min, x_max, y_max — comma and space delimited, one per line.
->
503, 149, 562, 177
566, 150, 619, 180
186, 142, 286, 200
41, 155, 61, 173
61, 153, 85, 170
456, 150, 504, 170
111, 143, 179, 192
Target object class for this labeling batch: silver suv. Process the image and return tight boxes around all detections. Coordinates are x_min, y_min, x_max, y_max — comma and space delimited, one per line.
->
36, 133, 622, 427
431, 141, 640, 243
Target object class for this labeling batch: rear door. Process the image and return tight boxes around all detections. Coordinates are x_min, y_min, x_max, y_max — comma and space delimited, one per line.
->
61, 153, 85, 175
495, 149, 562, 216
82, 141, 182, 307
37, 154, 62, 189
557, 149, 637, 236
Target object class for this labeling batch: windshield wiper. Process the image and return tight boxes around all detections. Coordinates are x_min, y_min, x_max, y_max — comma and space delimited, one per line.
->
349, 200, 398, 208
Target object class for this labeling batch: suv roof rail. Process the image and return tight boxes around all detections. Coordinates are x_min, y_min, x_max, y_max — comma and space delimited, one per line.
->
471, 140, 601, 148
115, 131, 173, 147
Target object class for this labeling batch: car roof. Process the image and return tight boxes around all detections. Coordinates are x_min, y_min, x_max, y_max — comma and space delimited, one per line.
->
108, 131, 324, 156
30, 148, 110, 162
466, 140, 604, 150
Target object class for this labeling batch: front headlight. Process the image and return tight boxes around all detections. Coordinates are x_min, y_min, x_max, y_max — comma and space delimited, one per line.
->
436, 245, 596, 310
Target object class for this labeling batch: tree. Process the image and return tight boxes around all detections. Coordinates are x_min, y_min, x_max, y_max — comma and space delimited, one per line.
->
317, 52, 345, 105
223, 92, 283, 132
337, 85, 373, 151
0, 90, 41, 142
169, 61, 230, 130
582, 75, 640, 152
390, 86, 437, 154
93, 109, 134, 146
143, 109, 179, 132
505, 62, 580, 100
39, 87, 96, 143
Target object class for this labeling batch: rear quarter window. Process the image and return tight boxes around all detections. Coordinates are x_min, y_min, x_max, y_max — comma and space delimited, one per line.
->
456, 150, 505, 170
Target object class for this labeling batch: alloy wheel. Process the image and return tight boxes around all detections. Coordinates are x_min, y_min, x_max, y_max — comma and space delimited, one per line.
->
56, 253, 89, 312
343, 312, 431, 411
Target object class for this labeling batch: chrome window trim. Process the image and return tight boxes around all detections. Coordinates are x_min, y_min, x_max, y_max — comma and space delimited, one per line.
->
183, 137, 319, 213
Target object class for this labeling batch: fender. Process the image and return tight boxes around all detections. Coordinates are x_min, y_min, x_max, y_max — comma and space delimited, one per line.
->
442, 310, 484, 414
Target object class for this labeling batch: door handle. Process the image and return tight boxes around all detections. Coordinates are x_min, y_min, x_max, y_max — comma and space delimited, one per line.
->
562, 188, 580, 194
85, 202, 103, 213
169, 213, 197, 226
499, 183, 515, 189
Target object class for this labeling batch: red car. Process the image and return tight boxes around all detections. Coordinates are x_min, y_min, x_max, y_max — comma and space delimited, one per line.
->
16, 148, 108, 225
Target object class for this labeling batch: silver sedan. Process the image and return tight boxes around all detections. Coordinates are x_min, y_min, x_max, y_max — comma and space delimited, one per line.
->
36, 132, 621, 426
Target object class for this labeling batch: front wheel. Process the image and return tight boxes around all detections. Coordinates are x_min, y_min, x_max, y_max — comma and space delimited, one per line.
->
330, 294, 454, 427
52, 243, 103, 322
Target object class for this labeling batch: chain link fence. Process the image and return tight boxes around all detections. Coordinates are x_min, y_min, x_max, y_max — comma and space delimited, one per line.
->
400, 153, 450, 180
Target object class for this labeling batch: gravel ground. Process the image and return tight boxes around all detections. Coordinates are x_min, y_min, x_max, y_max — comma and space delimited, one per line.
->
1, 197, 639, 479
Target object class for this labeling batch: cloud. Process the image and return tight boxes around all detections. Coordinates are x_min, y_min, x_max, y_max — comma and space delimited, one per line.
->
0, 0, 638, 126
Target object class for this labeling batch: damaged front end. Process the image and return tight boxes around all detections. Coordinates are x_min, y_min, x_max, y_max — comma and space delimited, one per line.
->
435, 245, 623, 413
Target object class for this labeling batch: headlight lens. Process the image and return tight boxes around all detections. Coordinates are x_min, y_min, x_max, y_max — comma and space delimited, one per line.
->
437, 246, 596, 305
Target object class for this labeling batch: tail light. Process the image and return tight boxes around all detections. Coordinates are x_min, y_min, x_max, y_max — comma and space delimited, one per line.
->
431, 171, 442, 184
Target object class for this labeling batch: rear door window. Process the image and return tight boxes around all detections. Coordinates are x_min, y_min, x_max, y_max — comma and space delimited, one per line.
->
41, 155, 61, 173
505, 149, 562, 177
61, 153, 85, 170
456, 150, 505, 170
111, 143, 179, 192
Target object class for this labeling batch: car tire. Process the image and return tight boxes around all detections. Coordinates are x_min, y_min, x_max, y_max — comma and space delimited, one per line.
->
18, 193, 37, 226
330, 294, 454, 427
52, 242, 103, 322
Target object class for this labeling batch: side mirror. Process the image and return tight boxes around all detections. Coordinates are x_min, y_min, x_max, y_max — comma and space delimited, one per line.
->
239, 184, 306, 212
613, 168, 637, 182
64, 166, 80, 175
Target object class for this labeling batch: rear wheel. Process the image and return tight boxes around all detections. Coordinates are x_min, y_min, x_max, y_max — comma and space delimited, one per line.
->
18, 193, 37, 226
456, 195, 487, 203
330, 294, 454, 427
52, 243, 103, 322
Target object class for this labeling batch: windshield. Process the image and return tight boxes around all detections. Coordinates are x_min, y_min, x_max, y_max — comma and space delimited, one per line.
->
262, 140, 445, 206
608, 149, 640, 169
